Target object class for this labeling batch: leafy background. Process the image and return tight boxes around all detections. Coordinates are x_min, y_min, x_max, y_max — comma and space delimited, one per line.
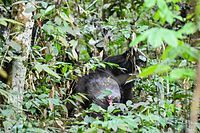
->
0, 0, 199, 132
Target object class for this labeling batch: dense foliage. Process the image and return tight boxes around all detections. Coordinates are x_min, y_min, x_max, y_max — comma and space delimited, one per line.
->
0, 0, 199, 132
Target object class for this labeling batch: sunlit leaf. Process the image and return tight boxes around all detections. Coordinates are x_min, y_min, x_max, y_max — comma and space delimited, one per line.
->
0, 20, 7, 26
170, 68, 196, 81
24, 3, 36, 13
107, 105, 115, 113
162, 29, 178, 47
139, 64, 171, 77
178, 22, 197, 35
0, 18, 23, 26
89, 103, 105, 112
44, 5, 55, 15
147, 28, 163, 48
144, 0, 156, 8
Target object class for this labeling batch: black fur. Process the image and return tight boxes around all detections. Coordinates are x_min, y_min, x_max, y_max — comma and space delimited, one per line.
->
104, 48, 147, 103
74, 48, 147, 109
75, 69, 121, 109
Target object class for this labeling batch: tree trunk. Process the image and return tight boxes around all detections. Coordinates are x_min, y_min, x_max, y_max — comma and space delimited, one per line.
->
188, 62, 200, 133
10, 2, 34, 110
188, 1, 200, 132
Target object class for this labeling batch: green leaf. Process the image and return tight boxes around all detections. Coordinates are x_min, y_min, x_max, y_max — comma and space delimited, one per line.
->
0, 88, 9, 99
25, 101, 32, 109
89, 104, 105, 112
139, 64, 171, 77
157, 0, 174, 24
34, 62, 61, 79
77, 93, 89, 101
43, 65, 61, 79
44, 5, 55, 15
0, 18, 23, 26
161, 46, 179, 60
162, 29, 178, 47
59, 12, 74, 25
7, 40, 21, 52
0, 20, 7, 26
40, 1, 48, 8
144, 0, 156, 8
35, 62, 43, 73
24, 3, 36, 13
118, 124, 131, 132
107, 105, 115, 113
147, 28, 163, 48
70, 40, 78, 61
129, 33, 147, 47
131, 28, 179, 48
66, 99, 78, 108
72, 94, 84, 104
178, 22, 197, 35
170, 68, 196, 81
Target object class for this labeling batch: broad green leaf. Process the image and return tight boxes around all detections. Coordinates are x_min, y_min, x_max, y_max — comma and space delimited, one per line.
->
139, 64, 170, 77
107, 105, 115, 113
124, 117, 140, 129
178, 22, 197, 35
180, 43, 200, 61
55, 16, 62, 25
170, 68, 196, 81
147, 28, 163, 48
84, 116, 95, 124
24, 3, 36, 13
49, 98, 60, 105
44, 5, 55, 15
162, 29, 178, 47
0, 20, 7, 26
161, 46, 179, 60
157, 0, 174, 24
108, 120, 118, 132
131, 27, 179, 48
144, 0, 156, 8
45, 54, 53, 62
89, 103, 105, 113
118, 103, 128, 112
25, 101, 32, 109
3, 121, 13, 130
157, 0, 166, 9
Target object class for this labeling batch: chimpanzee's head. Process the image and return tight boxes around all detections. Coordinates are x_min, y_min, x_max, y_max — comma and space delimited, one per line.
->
104, 47, 147, 75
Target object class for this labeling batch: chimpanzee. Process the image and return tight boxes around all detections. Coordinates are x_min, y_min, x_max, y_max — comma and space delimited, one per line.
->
75, 69, 121, 109
104, 47, 147, 103
74, 47, 146, 109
